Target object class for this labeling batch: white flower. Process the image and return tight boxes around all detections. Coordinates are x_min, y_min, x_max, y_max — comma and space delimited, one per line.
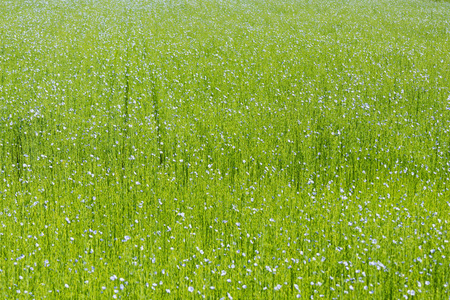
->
188, 286, 194, 292
65, 284, 69, 288
110, 275, 117, 281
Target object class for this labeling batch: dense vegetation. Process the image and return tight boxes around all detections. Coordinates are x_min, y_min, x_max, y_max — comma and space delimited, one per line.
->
1, 0, 450, 298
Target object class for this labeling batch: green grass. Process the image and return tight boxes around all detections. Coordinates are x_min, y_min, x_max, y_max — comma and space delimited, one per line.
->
1, 0, 450, 298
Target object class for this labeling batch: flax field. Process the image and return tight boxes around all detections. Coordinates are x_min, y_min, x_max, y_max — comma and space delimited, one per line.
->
1, 0, 450, 298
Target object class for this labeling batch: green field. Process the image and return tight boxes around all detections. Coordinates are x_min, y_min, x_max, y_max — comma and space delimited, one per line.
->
1, 0, 450, 298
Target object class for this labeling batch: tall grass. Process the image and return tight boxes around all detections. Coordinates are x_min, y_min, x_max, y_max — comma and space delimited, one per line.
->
1, 0, 450, 298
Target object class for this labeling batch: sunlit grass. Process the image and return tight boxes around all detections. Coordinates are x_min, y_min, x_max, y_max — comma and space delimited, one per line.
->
1, 0, 450, 298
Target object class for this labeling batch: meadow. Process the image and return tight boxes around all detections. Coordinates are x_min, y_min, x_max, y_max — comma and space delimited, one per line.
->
1, 0, 450, 298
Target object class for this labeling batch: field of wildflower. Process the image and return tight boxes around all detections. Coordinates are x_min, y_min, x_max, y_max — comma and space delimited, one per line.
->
1, 0, 450, 298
